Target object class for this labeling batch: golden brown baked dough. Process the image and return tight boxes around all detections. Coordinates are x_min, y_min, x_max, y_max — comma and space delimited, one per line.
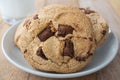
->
14, 5, 108, 73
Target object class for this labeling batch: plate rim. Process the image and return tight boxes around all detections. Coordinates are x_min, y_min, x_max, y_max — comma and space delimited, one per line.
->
1, 21, 119, 78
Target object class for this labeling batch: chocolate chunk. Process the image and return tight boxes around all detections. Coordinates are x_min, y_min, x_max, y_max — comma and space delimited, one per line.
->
80, 8, 95, 14
57, 24, 74, 37
83, 37, 87, 39
79, 8, 85, 10
87, 45, 93, 56
88, 53, 93, 56
37, 27, 55, 41
101, 30, 106, 35
63, 40, 74, 58
24, 49, 27, 53
75, 56, 86, 61
87, 50, 93, 57
75, 46, 93, 61
75, 52, 93, 61
89, 37, 93, 41
36, 48, 48, 60
33, 14, 39, 20
84, 10, 95, 14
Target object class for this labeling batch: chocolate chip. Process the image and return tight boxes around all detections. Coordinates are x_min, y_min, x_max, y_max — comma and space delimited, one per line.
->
87, 51, 93, 58
57, 24, 74, 37
75, 51, 93, 61
75, 56, 86, 61
80, 8, 95, 14
101, 30, 106, 35
37, 27, 55, 41
83, 37, 87, 39
75, 52, 93, 61
84, 10, 95, 14
33, 14, 39, 20
79, 8, 85, 10
88, 53, 93, 56
95, 39, 97, 42
63, 40, 74, 58
75, 45, 93, 61
36, 48, 48, 60
89, 37, 93, 41
24, 49, 27, 53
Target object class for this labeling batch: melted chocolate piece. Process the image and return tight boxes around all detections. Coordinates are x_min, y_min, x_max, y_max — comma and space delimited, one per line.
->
37, 27, 55, 41
89, 37, 93, 41
79, 8, 85, 10
75, 49, 93, 61
101, 30, 106, 35
83, 37, 87, 39
88, 53, 93, 56
75, 53, 93, 62
75, 56, 86, 61
80, 8, 95, 14
36, 48, 48, 60
24, 49, 27, 53
84, 10, 95, 14
57, 24, 74, 37
63, 40, 74, 58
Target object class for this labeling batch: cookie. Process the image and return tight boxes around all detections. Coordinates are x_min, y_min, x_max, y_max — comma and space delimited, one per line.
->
80, 8, 109, 46
14, 5, 96, 73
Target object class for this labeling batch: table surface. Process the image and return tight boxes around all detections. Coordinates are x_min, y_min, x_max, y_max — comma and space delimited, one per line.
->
0, 0, 120, 80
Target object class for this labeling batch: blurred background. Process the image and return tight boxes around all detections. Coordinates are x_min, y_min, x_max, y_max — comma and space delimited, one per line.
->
0, 0, 120, 24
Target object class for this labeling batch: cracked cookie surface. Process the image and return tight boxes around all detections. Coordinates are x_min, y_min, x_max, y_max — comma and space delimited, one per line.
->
14, 5, 97, 73
80, 8, 109, 46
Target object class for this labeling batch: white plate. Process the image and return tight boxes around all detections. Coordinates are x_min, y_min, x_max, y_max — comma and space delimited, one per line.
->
1, 21, 119, 78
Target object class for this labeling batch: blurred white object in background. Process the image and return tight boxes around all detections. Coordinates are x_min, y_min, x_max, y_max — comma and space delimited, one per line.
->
79, 0, 96, 10
45, 0, 79, 7
0, 0, 35, 24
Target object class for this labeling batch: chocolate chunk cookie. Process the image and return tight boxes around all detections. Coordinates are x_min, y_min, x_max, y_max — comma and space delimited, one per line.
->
14, 5, 103, 73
